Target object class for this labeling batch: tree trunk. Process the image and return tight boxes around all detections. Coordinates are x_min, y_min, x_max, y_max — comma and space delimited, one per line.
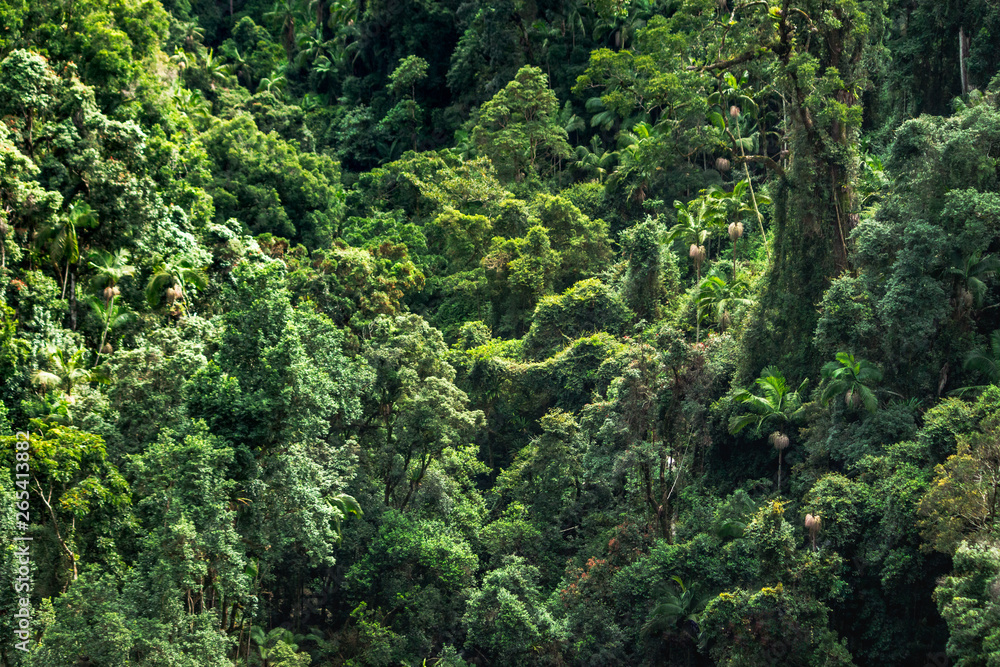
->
959, 27, 969, 95
777, 448, 783, 494
35, 480, 78, 583
61, 260, 70, 300
741, 2, 875, 381
69, 271, 77, 330
95, 295, 113, 365
737, 121, 769, 262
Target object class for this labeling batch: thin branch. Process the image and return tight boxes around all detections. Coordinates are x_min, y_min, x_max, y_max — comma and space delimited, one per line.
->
686, 44, 778, 73
733, 153, 785, 176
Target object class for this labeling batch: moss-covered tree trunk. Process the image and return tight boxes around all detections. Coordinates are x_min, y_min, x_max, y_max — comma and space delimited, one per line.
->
741, 0, 885, 381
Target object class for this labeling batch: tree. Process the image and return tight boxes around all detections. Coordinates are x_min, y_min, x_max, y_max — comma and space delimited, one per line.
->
730, 367, 807, 492
815, 107, 1000, 396
345, 511, 478, 661
202, 115, 345, 244
29, 569, 136, 667
579, 0, 889, 378
187, 261, 366, 452
463, 556, 562, 664
589, 337, 693, 541
695, 271, 754, 333
0, 303, 28, 425
640, 576, 710, 644
572, 136, 617, 183
944, 249, 1000, 317
144, 254, 209, 315
493, 409, 584, 566
919, 404, 1000, 554
385, 56, 429, 152
958, 330, 1000, 396
613, 121, 671, 205
127, 424, 250, 631
472, 65, 573, 182
360, 314, 483, 509
700, 583, 854, 667
87, 248, 136, 361
665, 196, 711, 269
1, 424, 129, 588
933, 541, 1000, 666
285, 241, 424, 328
185, 260, 368, 596
31, 346, 105, 399
249, 626, 310, 667
265, 0, 304, 56
0, 115, 61, 272
89, 248, 136, 299
85, 296, 135, 363
531, 193, 612, 290
820, 352, 883, 413
30, 568, 233, 666
0, 49, 59, 155
483, 226, 562, 336
523, 278, 632, 359
388, 55, 428, 100
35, 202, 98, 300
620, 216, 678, 321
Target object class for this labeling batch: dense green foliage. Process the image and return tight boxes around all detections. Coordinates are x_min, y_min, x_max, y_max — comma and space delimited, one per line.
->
2, 0, 1000, 665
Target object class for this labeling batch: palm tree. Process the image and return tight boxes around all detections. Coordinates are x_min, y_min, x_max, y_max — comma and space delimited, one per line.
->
326, 492, 363, 541
729, 366, 807, 493
296, 26, 336, 67
87, 248, 136, 362
265, 0, 304, 57
572, 136, 617, 183
327, 0, 358, 26
88, 248, 136, 299
945, 250, 1000, 316
586, 96, 618, 132
197, 48, 232, 91
592, 0, 649, 49
31, 346, 106, 399
145, 256, 209, 316
953, 330, 1000, 397
35, 202, 98, 299
667, 187, 733, 240
715, 71, 772, 261
449, 128, 476, 160
169, 48, 191, 71
712, 489, 756, 540
665, 202, 708, 251
224, 45, 256, 91
250, 626, 300, 667
715, 180, 771, 266
172, 86, 212, 125
820, 351, 882, 413
641, 576, 711, 649
258, 72, 287, 96
178, 20, 206, 49
667, 192, 730, 283
614, 121, 663, 204
695, 271, 753, 333
32, 394, 76, 426
86, 297, 135, 364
